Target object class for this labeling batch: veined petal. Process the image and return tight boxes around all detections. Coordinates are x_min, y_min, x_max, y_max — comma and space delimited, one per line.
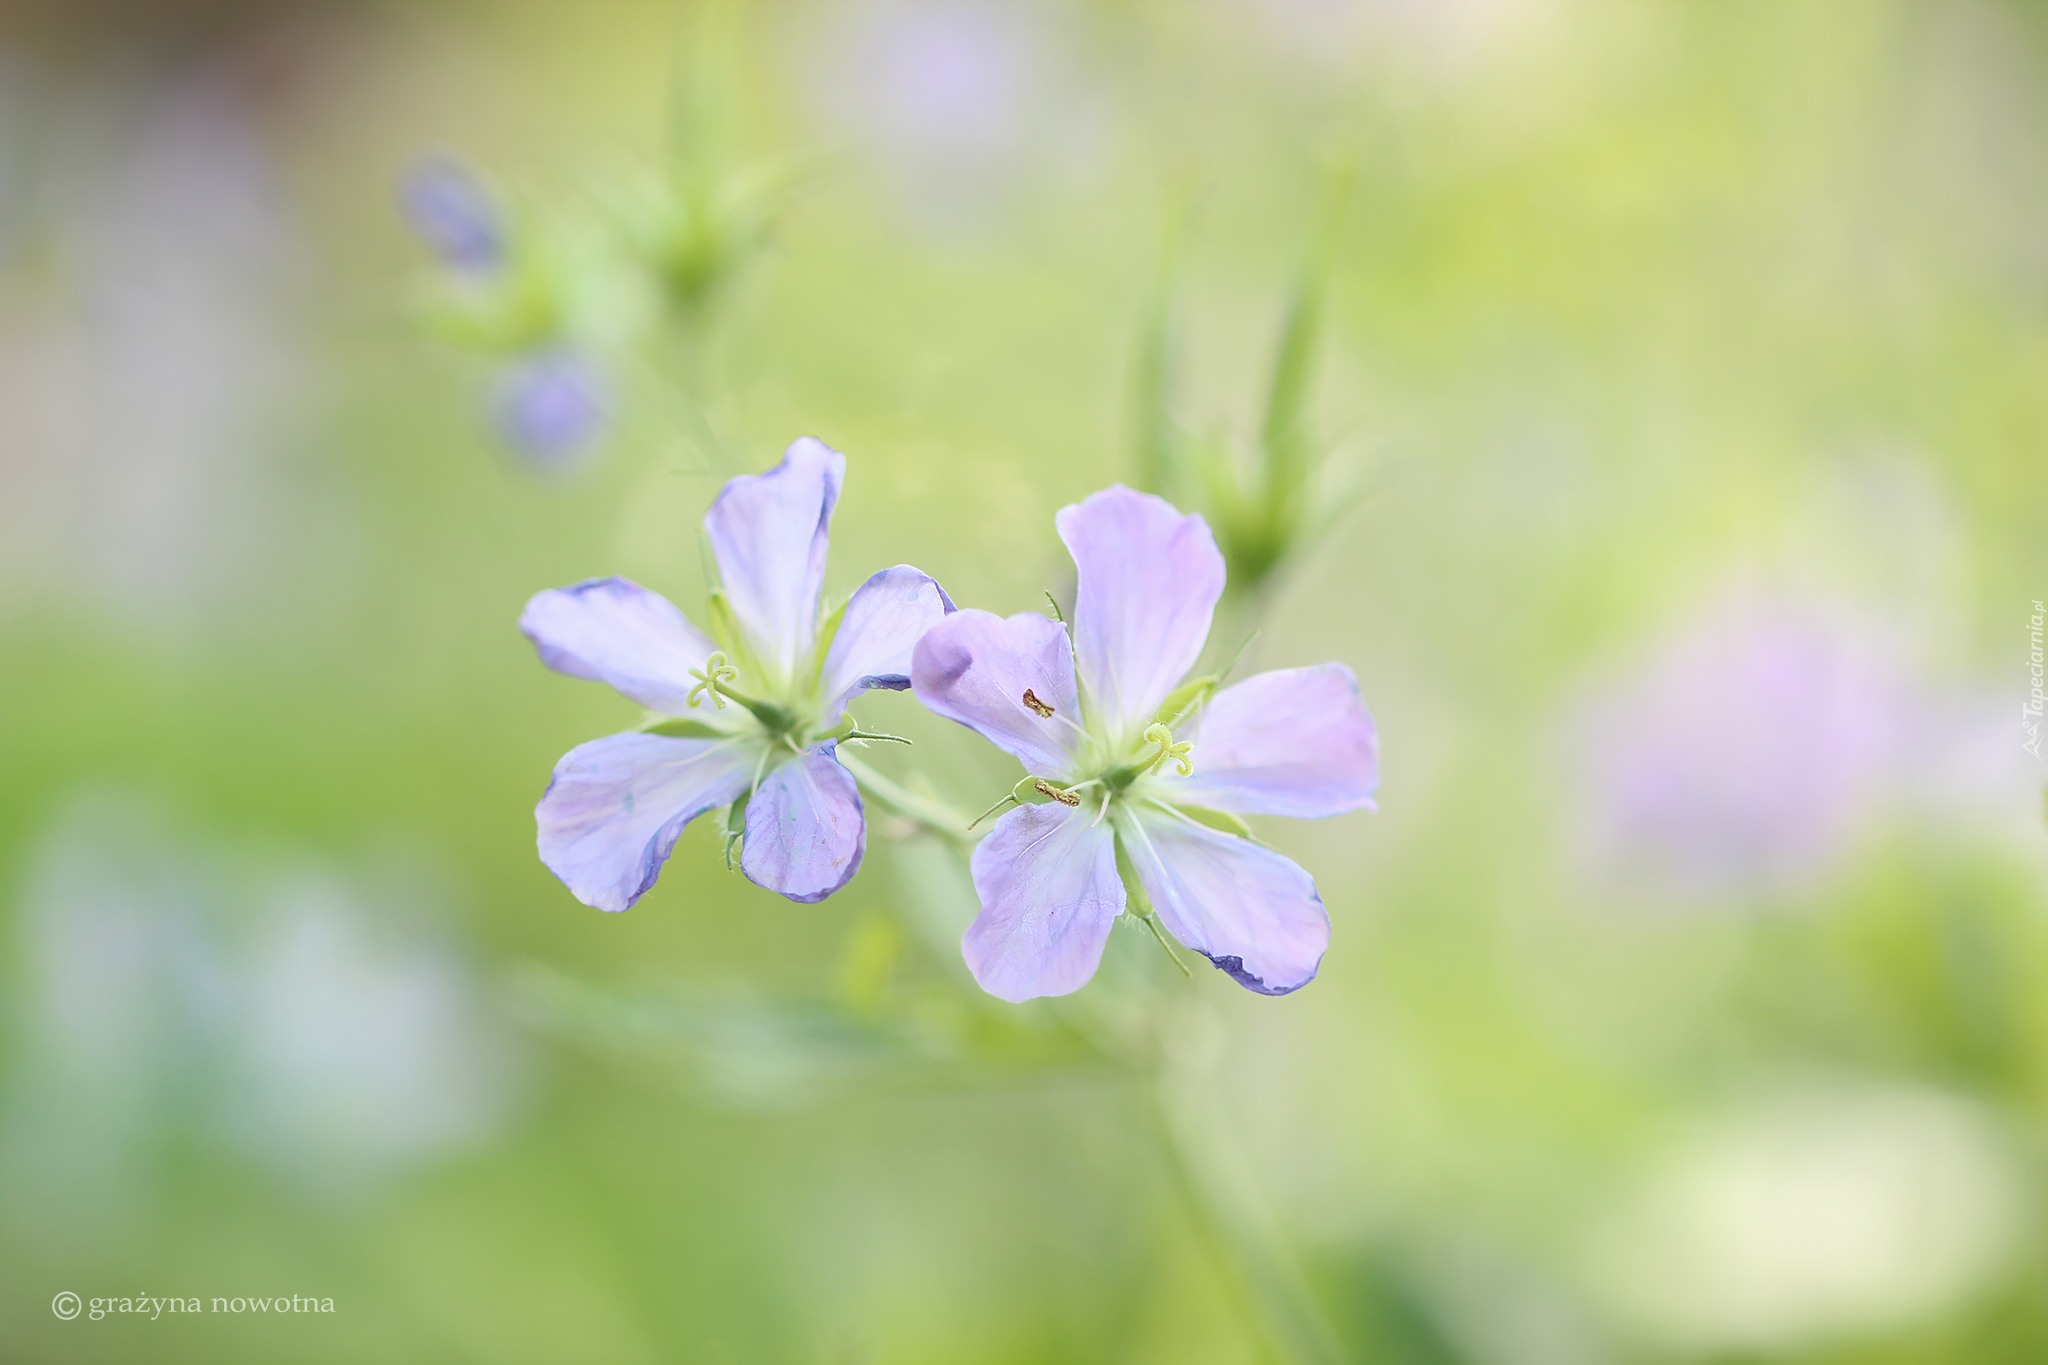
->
704, 437, 844, 685
964, 802, 1124, 1002
819, 565, 956, 723
740, 743, 865, 903
911, 609, 1085, 777
1118, 807, 1328, 996
1164, 664, 1380, 818
521, 578, 721, 715
536, 732, 756, 913
1057, 485, 1225, 745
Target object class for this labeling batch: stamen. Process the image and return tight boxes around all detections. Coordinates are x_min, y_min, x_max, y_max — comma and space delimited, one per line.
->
1021, 688, 1055, 719
1033, 779, 1081, 807
686, 652, 740, 710
1141, 722, 1194, 776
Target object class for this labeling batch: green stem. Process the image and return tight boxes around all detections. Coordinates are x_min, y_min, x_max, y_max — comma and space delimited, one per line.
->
837, 752, 978, 848
1144, 1062, 1349, 1365
848, 751, 1338, 1361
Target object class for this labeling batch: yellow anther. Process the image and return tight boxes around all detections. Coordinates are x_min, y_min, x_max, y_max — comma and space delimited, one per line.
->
1142, 723, 1194, 777
686, 652, 740, 710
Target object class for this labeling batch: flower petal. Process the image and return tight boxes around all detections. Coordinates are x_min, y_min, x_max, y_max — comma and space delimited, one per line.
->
818, 565, 956, 722
1164, 664, 1380, 818
911, 608, 1085, 776
964, 802, 1124, 1002
1118, 808, 1328, 995
1057, 485, 1225, 745
740, 743, 865, 903
521, 577, 721, 715
536, 732, 756, 913
704, 436, 844, 685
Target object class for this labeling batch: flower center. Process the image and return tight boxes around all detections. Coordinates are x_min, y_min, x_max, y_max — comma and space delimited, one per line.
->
971, 698, 1202, 831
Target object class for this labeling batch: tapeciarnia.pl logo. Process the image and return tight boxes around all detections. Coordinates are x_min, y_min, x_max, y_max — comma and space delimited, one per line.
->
2026, 600, 2044, 759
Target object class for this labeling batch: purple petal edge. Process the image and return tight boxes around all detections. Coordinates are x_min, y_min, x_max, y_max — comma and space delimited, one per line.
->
1196, 949, 1319, 997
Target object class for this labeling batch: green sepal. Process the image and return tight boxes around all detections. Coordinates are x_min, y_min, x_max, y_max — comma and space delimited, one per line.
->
1113, 833, 1154, 917
727, 693, 798, 736
812, 593, 852, 675
1172, 805, 1256, 840
719, 794, 749, 871
1112, 832, 1190, 977
723, 792, 749, 833
704, 589, 747, 663
1154, 676, 1217, 728
642, 717, 728, 740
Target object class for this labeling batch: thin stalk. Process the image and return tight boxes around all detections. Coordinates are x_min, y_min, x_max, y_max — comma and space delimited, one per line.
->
1255, 154, 1357, 578
1144, 1070, 1349, 1365
837, 752, 978, 847
1129, 189, 1192, 498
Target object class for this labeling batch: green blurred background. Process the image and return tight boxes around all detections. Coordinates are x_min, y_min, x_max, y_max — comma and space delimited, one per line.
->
2, 0, 2045, 1360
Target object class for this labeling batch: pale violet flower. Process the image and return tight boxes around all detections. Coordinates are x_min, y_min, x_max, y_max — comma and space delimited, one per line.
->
398, 156, 503, 274
398, 156, 606, 470
523, 438, 953, 909
1568, 594, 1905, 904
494, 349, 605, 468
911, 485, 1378, 1001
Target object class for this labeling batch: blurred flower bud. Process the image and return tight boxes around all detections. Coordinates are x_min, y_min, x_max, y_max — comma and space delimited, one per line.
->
494, 349, 606, 469
400, 156, 570, 356
1131, 158, 1354, 605
637, 183, 739, 316
398, 156, 503, 274
624, 163, 802, 327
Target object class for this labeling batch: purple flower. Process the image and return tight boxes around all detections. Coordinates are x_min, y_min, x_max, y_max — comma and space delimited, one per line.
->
495, 350, 605, 469
398, 157, 503, 274
1568, 594, 1905, 903
910, 485, 1379, 1002
522, 438, 954, 909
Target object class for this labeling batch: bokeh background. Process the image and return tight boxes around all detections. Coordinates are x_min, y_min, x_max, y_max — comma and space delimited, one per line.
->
3, 0, 2046, 1360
